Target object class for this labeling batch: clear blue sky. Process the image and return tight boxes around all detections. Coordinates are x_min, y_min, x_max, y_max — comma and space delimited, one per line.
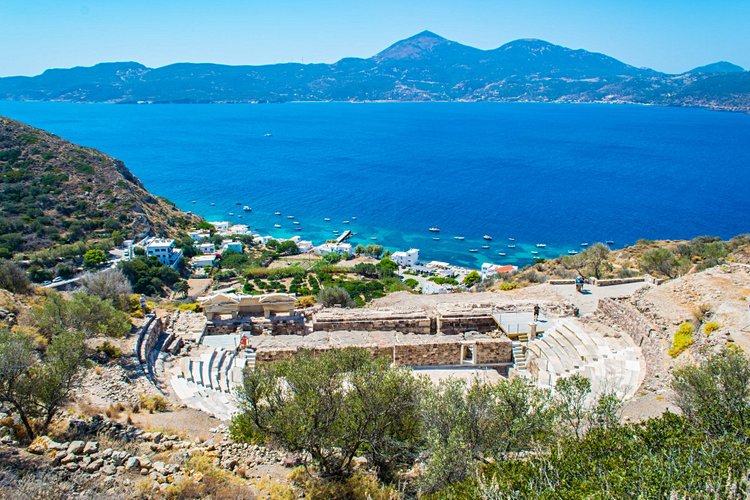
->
1, 0, 748, 76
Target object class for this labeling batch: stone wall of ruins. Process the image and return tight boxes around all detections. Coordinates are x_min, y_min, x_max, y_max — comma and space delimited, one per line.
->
475, 339, 513, 364
598, 297, 667, 387
438, 314, 497, 335
313, 315, 435, 334
393, 342, 463, 366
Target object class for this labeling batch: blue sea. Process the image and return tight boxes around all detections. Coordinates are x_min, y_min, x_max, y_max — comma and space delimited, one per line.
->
1, 101, 749, 268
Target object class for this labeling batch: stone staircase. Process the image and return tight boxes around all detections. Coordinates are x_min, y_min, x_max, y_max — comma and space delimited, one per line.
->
525, 319, 643, 399
511, 341, 527, 371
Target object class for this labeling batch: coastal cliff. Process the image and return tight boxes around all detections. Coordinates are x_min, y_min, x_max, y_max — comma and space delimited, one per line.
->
0, 117, 200, 257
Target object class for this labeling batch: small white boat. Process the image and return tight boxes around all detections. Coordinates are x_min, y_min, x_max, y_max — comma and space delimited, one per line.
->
191, 200, 196, 204
429, 227, 441, 233
293, 221, 300, 225
370, 237, 377, 240
243, 205, 251, 211
531, 250, 539, 255
210, 202, 216, 206
498, 252, 506, 256
274, 224, 281, 228
483, 235, 493, 241
469, 249, 478, 253
287, 215, 294, 219
186, 211, 192, 214
228, 212, 234, 216
295, 227, 302, 231
352, 216, 357, 220
324, 218, 331, 222
606, 240, 614, 245
432, 237, 440, 241
333, 230, 340, 235
581, 242, 589, 247
264, 132, 272, 137
342, 220, 350, 224
237, 215, 243, 218
536, 243, 547, 248
568, 250, 578, 255
508, 237, 515, 241
454, 236, 465, 240
508, 244, 516, 249
275, 211, 281, 216
481, 245, 490, 249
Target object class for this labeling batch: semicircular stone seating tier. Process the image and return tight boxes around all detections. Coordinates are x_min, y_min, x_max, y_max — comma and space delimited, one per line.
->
169, 347, 255, 420
525, 318, 644, 400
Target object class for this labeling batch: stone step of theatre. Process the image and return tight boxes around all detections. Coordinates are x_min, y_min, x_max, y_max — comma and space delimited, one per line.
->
177, 348, 250, 395
525, 318, 643, 400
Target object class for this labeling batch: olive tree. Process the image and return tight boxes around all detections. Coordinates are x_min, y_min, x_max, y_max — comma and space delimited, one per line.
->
80, 267, 133, 306
230, 348, 424, 482
672, 345, 750, 438
0, 328, 86, 439
419, 377, 557, 493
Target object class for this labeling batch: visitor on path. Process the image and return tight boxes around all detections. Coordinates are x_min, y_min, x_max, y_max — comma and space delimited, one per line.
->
574, 306, 580, 318
533, 304, 540, 321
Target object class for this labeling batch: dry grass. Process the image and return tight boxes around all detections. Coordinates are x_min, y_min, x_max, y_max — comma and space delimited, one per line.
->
139, 394, 170, 413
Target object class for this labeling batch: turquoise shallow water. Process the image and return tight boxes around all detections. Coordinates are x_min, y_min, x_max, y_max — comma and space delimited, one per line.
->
1, 101, 749, 268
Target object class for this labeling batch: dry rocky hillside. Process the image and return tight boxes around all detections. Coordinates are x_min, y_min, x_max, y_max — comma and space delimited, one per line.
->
0, 116, 199, 257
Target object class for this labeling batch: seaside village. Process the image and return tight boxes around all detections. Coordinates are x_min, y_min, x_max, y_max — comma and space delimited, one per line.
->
119, 220, 652, 422
6, 211, 750, 496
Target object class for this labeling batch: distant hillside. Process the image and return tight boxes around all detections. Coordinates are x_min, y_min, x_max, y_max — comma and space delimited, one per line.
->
0, 117, 200, 257
0, 31, 748, 112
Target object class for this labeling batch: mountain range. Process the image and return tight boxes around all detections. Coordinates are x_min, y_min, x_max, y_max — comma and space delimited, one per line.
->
1, 31, 748, 112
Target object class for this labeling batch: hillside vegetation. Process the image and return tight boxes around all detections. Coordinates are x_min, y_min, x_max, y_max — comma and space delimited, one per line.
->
0, 116, 199, 262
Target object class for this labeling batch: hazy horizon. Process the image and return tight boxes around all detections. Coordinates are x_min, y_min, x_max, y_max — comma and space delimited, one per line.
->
1, 0, 748, 77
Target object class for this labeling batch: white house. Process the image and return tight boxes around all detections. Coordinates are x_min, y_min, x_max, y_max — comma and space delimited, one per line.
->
210, 221, 230, 231
144, 238, 182, 267
313, 242, 353, 256
480, 263, 518, 281
253, 235, 274, 245
296, 240, 314, 253
392, 248, 420, 267
188, 230, 211, 242
196, 242, 216, 255
227, 224, 251, 236
191, 254, 217, 269
221, 240, 243, 254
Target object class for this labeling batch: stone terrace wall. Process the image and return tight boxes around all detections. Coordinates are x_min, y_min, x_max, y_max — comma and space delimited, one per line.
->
313, 310, 435, 334
393, 342, 462, 366
255, 345, 392, 364
475, 338, 513, 364
438, 313, 497, 335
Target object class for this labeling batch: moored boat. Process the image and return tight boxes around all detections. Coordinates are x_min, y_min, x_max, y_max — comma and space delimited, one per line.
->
429, 227, 441, 232
483, 235, 493, 241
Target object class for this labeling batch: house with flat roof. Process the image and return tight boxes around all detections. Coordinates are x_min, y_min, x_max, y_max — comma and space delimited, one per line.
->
188, 230, 211, 242
143, 238, 182, 267
392, 248, 420, 267
191, 254, 217, 269
196, 242, 216, 255
221, 240, 243, 254
313, 242, 353, 256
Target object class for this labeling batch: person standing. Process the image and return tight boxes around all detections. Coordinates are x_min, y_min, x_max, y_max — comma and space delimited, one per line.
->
533, 304, 540, 321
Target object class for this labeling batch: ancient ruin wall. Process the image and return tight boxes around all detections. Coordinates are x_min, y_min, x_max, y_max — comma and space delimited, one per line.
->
393, 342, 463, 366
313, 316, 435, 335
475, 339, 513, 364
598, 297, 667, 386
438, 314, 498, 335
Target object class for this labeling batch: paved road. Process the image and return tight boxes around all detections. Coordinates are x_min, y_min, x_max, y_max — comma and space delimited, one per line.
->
42, 256, 123, 289
552, 281, 652, 315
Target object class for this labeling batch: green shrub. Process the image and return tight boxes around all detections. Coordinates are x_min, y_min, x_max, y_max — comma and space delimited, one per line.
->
403, 278, 419, 289
97, 340, 122, 359
317, 286, 353, 307
703, 321, 720, 335
499, 281, 518, 291
139, 394, 170, 413
669, 322, 695, 358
